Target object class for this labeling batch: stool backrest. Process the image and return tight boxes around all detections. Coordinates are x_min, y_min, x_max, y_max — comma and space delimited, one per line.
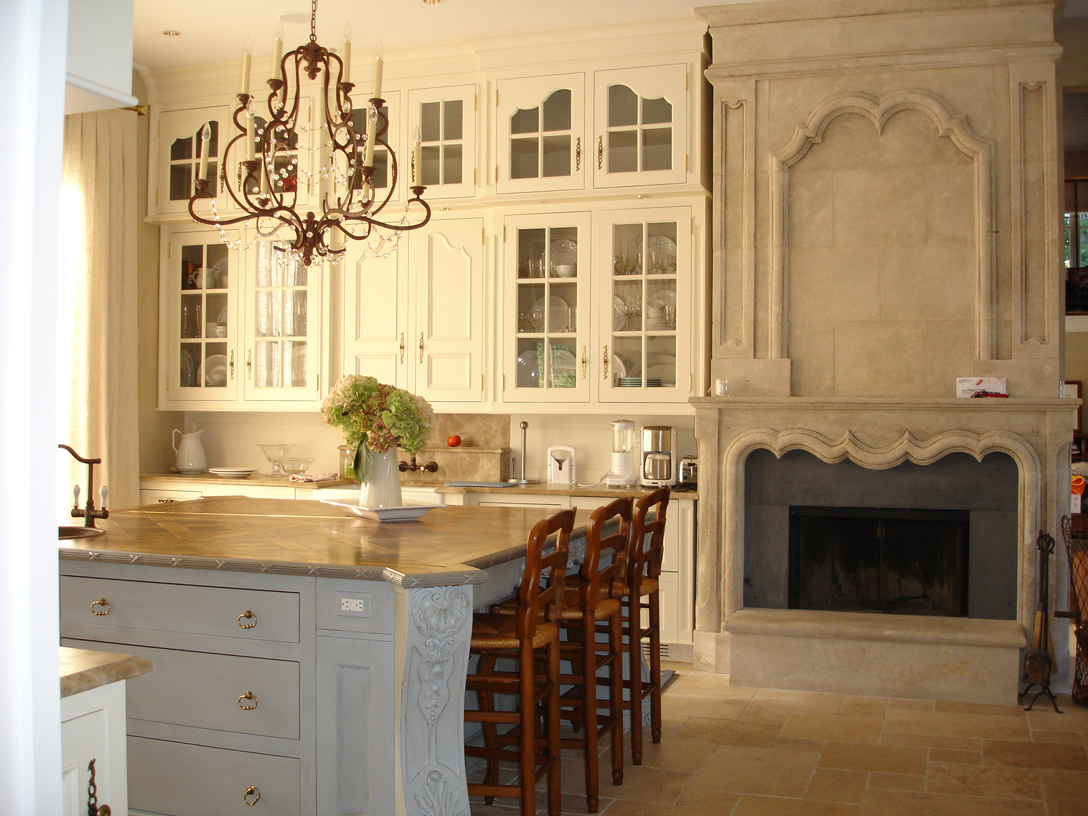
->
517, 509, 575, 639
580, 496, 634, 609
630, 488, 671, 591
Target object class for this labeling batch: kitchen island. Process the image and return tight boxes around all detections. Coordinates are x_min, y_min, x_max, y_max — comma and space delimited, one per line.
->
59, 496, 572, 816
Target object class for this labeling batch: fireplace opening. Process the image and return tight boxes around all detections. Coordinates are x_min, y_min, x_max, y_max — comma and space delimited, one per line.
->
789, 506, 969, 616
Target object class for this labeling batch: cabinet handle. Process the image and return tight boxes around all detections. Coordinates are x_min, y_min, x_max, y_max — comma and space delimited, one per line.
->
419, 332, 424, 364
399, 332, 405, 364
602, 345, 609, 379
243, 786, 261, 806
598, 136, 603, 170
238, 610, 257, 629
247, 350, 252, 379
238, 691, 259, 710
581, 345, 587, 380
229, 350, 235, 380
576, 137, 582, 170
90, 598, 111, 616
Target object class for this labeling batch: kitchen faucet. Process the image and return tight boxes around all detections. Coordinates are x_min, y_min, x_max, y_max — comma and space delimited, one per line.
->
59, 444, 109, 528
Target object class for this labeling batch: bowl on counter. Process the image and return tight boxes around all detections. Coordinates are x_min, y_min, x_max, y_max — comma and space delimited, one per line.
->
279, 457, 315, 475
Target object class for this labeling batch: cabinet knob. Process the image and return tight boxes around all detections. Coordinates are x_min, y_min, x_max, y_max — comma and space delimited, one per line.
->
576, 137, 582, 171
602, 345, 609, 379
399, 333, 405, 364
238, 691, 259, 710
238, 610, 258, 629
598, 136, 603, 170
419, 332, 425, 364
243, 786, 261, 806
581, 346, 587, 380
90, 598, 111, 616
230, 350, 235, 380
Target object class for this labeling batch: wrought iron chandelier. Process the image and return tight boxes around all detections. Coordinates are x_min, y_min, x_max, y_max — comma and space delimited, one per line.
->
188, 0, 431, 266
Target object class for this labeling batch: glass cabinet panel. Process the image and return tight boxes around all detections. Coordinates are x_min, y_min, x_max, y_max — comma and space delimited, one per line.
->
497, 74, 585, 194
158, 105, 230, 216
250, 242, 310, 393
409, 85, 476, 199
349, 96, 395, 199
169, 232, 233, 402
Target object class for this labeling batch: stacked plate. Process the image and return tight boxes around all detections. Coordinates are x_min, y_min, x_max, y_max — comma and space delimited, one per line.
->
209, 467, 258, 479
616, 377, 664, 388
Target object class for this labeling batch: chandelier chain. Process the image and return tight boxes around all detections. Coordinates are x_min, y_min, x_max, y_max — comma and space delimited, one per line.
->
310, 0, 318, 43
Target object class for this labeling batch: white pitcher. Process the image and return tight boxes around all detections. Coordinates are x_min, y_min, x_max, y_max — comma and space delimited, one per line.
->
173, 428, 207, 474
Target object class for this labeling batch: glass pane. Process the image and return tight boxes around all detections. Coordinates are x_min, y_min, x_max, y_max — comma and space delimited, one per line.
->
443, 100, 463, 140
609, 85, 638, 128
286, 291, 308, 336
646, 222, 678, 275
642, 96, 672, 125
516, 338, 545, 388
420, 101, 441, 142
207, 294, 228, 337
647, 280, 677, 331
608, 130, 638, 174
547, 342, 578, 389
511, 106, 539, 135
614, 280, 642, 332
541, 135, 571, 178
254, 340, 279, 388
443, 144, 463, 185
255, 290, 282, 337
180, 295, 202, 338
518, 283, 546, 332
613, 337, 643, 387
613, 224, 642, 276
170, 135, 193, 162
510, 137, 538, 179
273, 155, 298, 193
421, 145, 441, 186
206, 121, 219, 156
169, 164, 192, 201
206, 244, 228, 287
542, 89, 571, 132
180, 343, 199, 387
181, 245, 203, 289
646, 335, 677, 387
551, 284, 576, 332
517, 229, 547, 280
287, 340, 307, 387
642, 127, 672, 172
372, 150, 388, 188
203, 342, 228, 387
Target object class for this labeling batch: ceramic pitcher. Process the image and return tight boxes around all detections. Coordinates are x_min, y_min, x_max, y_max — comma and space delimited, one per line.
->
173, 428, 207, 474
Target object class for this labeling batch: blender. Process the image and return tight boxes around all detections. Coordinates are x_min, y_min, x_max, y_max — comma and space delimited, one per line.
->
604, 419, 639, 486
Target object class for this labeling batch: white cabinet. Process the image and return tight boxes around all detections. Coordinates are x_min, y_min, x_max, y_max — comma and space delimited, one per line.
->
342, 216, 486, 403
502, 212, 592, 403
408, 85, 478, 199
152, 103, 232, 219
61, 682, 130, 816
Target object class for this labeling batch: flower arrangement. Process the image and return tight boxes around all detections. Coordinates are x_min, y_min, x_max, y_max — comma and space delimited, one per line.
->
321, 375, 434, 481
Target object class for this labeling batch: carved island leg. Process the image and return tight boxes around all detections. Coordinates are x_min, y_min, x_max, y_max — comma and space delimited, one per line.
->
394, 584, 473, 816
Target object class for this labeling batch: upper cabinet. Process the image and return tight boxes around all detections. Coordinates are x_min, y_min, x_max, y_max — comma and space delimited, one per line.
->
155, 105, 231, 219
496, 74, 586, 195
408, 85, 478, 199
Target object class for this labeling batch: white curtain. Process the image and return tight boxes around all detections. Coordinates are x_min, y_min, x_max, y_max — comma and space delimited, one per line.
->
57, 109, 139, 511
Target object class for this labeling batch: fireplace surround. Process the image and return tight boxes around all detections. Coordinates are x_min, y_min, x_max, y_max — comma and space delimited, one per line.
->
692, 0, 1074, 703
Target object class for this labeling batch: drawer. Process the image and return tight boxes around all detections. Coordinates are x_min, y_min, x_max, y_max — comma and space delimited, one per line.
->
128, 736, 300, 816
66, 639, 299, 739
61, 576, 300, 644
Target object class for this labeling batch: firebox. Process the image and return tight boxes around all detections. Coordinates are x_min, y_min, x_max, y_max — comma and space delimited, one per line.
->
789, 506, 969, 617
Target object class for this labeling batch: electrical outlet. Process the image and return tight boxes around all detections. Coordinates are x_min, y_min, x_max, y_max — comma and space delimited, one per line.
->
339, 597, 368, 614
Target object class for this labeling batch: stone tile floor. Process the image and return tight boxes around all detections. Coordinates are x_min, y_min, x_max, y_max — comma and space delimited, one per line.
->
468, 661, 1088, 815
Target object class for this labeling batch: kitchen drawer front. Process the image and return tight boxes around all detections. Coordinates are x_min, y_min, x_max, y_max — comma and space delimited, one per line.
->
128, 736, 301, 816
61, 576, 300, 644
66, 639, 300, 739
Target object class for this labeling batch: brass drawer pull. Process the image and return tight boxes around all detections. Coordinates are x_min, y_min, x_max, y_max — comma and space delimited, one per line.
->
238, 691, 258, 710
243, 786, 261, 806
90, 598, 111, 616
238, 610, 257, 629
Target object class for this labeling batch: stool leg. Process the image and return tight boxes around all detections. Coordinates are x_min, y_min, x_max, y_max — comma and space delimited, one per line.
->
581, 614, 599, 812
477, 654, 499, 803
649, 593, 662, 744
627, 599, 644, 765
608, 606, 624, 786
518, 642, 537, 816
546, 636, 563, 816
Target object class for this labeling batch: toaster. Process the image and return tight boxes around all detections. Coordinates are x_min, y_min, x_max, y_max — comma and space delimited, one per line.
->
678, 456, 698, 487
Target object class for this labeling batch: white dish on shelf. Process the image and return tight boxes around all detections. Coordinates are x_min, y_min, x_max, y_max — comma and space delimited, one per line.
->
644, 353, 677, 386
549, 348, 578, 387
180, 349, 195, 387
203, 354, 228, 386
646, 235, 677, 273
550, 238, 577, 269
612, 354, 627, 379
209, 467, 258, 479
529, 296, 571, 333
613, 295, 626, 331
321, 500, 442, 522
517, 349, 543, 388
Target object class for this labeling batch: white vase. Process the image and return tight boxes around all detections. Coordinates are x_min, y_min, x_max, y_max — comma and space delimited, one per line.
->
361, 447, 403, 509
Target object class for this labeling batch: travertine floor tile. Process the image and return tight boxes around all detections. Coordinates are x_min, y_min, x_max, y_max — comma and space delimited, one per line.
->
924, 761, 1042, 799
689, 745, 819, 797
983, 739, 1088, 770
595, 765, 695, 805
883, 709, 1030, 740
602, 738, 717, 772
1030, 730, 1084, 745
751, 688, 844, 713
886, 698, 935, 712
738, 704, 792, 725
673, 787, 742, 813
928, 747, 981, 764
837, 696, 888, 719
731, 795, 860, 816
774, 737, 827, 753
859, 789, 1046, 816
662, 693, 748, 720
667, 671, 754, 698
880, 731, 980, 751
779, 713, 882, 744
469, 801, 519, 816
1025, 701, 1088, 733
933, 700, 1027, 718
1037, 768, 1088, 815
803, 768, 868, 803
818, 741, 927, 775
866, 772, 924, 792
674, 717, 780, 748
591, 801, 698, 815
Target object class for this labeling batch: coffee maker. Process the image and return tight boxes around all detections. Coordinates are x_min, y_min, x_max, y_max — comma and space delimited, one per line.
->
604, 419, 639, 487
640, 425, 678, 487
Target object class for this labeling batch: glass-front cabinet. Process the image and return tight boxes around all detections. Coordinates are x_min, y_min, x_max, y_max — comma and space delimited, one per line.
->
164, 229, 237, 403
242, 240, 322, 402
348, 91, 401, 204
503, 213, 591, 402
156, 105, 231, 218
408, 85, 477, 198
592, 65, 688, 189
496, 74, 585, 195
599, 207, 691, 403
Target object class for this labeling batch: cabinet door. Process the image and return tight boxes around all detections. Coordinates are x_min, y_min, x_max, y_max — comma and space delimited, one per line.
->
599, 207, 692, 403
341, 236, 410, 387
242, 240, 323, 403
408, 85, 477, 199
409, 217, 486, 402
502, 213, 591, 404
592, 65, 688, 189
163, 229, 239, 404
496, 74, 585, 194
156, 105, 231, 218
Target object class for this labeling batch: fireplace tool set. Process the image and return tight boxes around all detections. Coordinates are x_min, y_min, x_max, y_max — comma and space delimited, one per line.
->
1019, 530, 1061, 712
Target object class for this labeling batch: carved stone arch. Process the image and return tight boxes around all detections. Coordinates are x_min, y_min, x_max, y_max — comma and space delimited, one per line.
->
768, 90, 995, 366
716, 427, 1039, 629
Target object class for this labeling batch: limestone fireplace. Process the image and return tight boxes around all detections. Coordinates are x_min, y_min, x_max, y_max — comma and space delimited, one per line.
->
693, 0, 1075, 704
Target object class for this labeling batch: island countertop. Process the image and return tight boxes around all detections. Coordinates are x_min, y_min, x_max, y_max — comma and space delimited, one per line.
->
58, 496, 567, 588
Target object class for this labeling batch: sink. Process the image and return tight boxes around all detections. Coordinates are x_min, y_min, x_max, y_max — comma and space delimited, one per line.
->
58, 526, 105, 540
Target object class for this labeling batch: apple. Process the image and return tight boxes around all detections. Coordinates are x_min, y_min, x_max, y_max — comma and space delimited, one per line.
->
447, 435, 462, 447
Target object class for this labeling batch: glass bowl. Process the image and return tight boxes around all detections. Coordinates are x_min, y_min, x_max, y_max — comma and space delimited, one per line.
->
279, 457, 315, 475
257, 444, 294, 474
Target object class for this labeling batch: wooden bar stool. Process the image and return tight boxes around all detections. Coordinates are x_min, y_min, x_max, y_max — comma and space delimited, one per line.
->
464, 509, 574, 816
555, 497, 631, 812
624, 487, 670, 765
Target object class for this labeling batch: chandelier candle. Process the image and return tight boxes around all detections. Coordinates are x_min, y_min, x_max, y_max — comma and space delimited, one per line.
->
240, 41, 251, 96
271, 24, 283, 74
341, 24, 351, 83
198, 123, 210, 181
